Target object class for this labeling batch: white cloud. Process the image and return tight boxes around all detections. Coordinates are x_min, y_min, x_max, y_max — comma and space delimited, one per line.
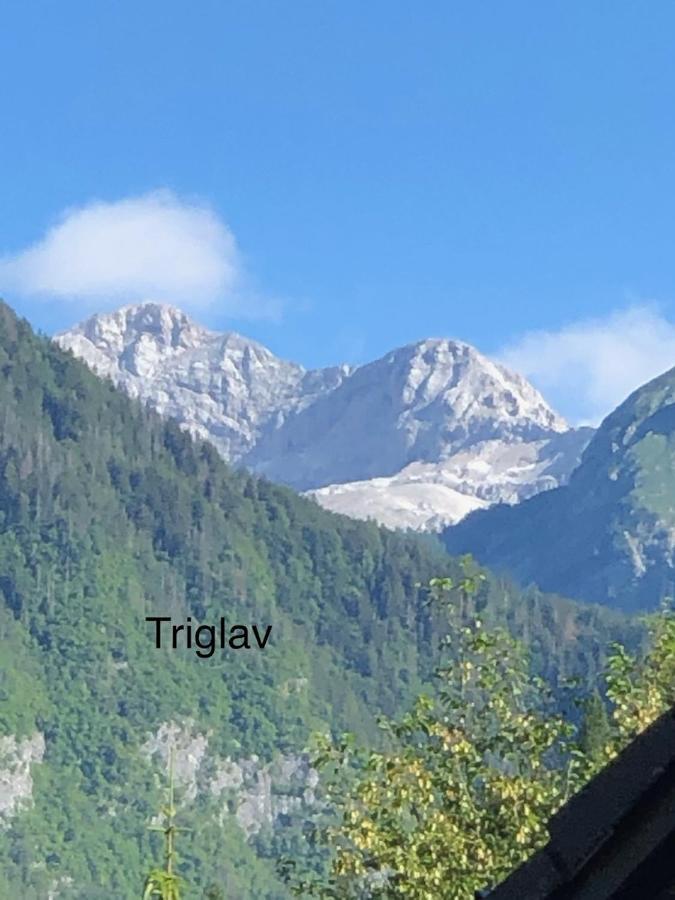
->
499, 305, 675, 425
0, 190, 273, 317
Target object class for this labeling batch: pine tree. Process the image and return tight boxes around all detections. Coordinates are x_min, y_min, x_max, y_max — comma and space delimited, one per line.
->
579, 689, 612, 768
143, 748, 186, 900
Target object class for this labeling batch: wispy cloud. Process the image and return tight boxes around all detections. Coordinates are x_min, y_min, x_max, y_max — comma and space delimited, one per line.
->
0, 190, 278, 318
500, 305, 675, 425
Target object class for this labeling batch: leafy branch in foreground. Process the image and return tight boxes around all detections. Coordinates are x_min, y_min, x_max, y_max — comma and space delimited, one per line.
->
603, 601, 675, 750
283, 564, 675, 899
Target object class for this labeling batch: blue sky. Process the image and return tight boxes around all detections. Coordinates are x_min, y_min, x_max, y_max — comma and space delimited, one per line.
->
2, 1, 675, 421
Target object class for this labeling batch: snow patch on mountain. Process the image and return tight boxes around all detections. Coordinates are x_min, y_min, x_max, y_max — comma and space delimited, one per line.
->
309, 430, 592, 531
308, 474, 489, 531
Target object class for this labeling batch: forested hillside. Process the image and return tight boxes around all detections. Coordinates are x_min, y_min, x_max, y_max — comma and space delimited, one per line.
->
0, 303, 639, 897
444, 365, 675, 613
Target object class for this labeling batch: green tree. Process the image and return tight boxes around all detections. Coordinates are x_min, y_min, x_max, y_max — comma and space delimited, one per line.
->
578, 689, 611, 768
203, 887, 226, 900
603, 606, 675, 752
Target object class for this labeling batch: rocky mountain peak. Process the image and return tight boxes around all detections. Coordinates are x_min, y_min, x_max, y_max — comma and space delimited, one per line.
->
375, 337, 567, 439
56, 302, 259, 379
54, 302, 347, 460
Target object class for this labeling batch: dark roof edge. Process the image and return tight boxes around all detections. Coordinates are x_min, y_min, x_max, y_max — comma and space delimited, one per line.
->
489, 706, 675, 899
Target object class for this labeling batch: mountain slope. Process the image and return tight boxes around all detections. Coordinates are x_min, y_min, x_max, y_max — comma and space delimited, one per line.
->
0, 301, 637, 896
444, 365, 675, 611
56, 304, 589, 530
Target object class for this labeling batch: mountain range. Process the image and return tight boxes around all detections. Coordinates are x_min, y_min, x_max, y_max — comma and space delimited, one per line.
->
55, 303, 592, 531
0, 301, 633, 897
55, 303, 675, 611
